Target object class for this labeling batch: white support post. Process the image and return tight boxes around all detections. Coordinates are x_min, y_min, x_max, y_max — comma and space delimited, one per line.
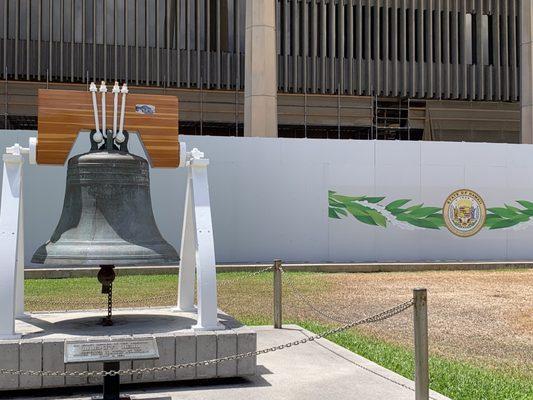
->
0, 138, 36, 338
15, 180, 25, 318
0, 153, 24, 339
190, 156, 222, 330
176, 147, 222, 330
176, 168, 197, 312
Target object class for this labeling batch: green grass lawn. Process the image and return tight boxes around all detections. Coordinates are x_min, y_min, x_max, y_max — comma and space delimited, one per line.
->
25, 272, 533, 400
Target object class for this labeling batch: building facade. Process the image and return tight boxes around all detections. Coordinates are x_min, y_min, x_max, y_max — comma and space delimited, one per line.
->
0, 0, 522, 142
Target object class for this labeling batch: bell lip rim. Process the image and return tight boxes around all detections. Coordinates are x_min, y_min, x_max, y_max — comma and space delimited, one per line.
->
30, 258, 180, 267
31, 247, 180, 266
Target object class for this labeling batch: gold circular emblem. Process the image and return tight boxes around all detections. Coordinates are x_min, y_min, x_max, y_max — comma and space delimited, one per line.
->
443, 189, 486, 237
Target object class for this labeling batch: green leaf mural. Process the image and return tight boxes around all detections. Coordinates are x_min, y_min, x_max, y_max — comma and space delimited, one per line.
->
328, 191, 533, 232
484, 203, 531, 230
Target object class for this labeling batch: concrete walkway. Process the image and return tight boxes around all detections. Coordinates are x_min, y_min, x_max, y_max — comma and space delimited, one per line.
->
9, 325, 450, 400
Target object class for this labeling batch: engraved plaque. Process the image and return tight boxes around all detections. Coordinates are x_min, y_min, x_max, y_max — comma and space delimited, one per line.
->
64, 338, 159, 363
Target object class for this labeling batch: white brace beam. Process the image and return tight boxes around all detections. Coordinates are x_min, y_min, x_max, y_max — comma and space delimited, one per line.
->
176, 146, 222, 330
0, 138, 37, 339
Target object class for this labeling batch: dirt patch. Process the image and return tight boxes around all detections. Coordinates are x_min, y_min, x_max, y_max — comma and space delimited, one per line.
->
515, 307, 533, 334
219, 269, 533, 374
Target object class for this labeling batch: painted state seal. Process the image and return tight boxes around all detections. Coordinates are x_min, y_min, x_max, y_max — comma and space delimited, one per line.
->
443, 189, 486, 237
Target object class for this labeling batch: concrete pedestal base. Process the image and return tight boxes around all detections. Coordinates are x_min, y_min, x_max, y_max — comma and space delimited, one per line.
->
0, 307, 257, 391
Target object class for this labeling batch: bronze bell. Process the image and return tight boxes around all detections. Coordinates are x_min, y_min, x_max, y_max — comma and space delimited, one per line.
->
32, 148, 178, 266
32, 131, 179, 324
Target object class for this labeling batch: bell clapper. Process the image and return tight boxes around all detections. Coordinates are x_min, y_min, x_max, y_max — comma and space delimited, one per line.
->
97, 265, 116, 326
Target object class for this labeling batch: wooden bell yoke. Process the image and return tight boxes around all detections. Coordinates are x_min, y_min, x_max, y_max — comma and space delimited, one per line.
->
37, 88, 180, 167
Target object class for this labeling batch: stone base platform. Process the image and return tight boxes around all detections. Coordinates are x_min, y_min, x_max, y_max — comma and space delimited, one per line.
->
0, 308, 257, 391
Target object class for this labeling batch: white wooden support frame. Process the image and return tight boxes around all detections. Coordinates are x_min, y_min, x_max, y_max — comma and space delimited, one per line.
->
0, 138, 37, 339
176, 146, 223, 331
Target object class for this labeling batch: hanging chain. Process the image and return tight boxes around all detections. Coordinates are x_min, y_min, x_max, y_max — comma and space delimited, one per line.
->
108, 285, 113, 319
103, 283, 113, 326
0, 298, 413, 378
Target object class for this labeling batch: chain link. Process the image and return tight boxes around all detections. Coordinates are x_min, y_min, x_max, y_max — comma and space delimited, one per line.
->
217, 265, 274, 286
27, 293, 176, 312
282, 267, 366, 323
0, 298, 413, 378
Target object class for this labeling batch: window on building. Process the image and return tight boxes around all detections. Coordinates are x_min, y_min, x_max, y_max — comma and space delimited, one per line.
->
209, 0, 229, 52
318, 3, 323, 58
415, 9, 420, 62
397, 8, 402, 61
353, 4, 358, 59
385, 6, 395, 61
441, 11, 447, 62
326, 4, 331, 58
406, 9, 412, 62
362, 6, 367, 60
379, 6, 384, 61
423, 9, 428, 63
280, 0, 288, 56
483, 14, 492, 66
370, 6, 375, 60
344, 3, 349, 58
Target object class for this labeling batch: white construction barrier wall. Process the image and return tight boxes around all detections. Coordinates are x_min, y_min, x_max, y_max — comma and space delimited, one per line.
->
2, 130, 533, 264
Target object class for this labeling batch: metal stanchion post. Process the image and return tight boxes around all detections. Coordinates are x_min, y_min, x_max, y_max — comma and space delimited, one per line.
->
273, 259, 282, 329
101, 361, 121, 400
413, 288, 429, 400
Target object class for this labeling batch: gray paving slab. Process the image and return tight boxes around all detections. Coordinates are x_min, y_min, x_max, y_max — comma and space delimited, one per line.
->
8, 325, 450, 400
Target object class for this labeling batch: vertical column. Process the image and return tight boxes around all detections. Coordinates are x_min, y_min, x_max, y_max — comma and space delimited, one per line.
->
190, 157, 222, 331
356, 0, 362, 95
510, 0, 518, 101
413, 288, 429, 400
273, 260, 282, 329
176, 169, 196, 312
15, 176, 25, 317
244, 0, 278, 137
292, 0, 299, 91
0, 154, 23, 339
311, 0, 318, 93
321, 1, 327, 93
521, 0, 533, 143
